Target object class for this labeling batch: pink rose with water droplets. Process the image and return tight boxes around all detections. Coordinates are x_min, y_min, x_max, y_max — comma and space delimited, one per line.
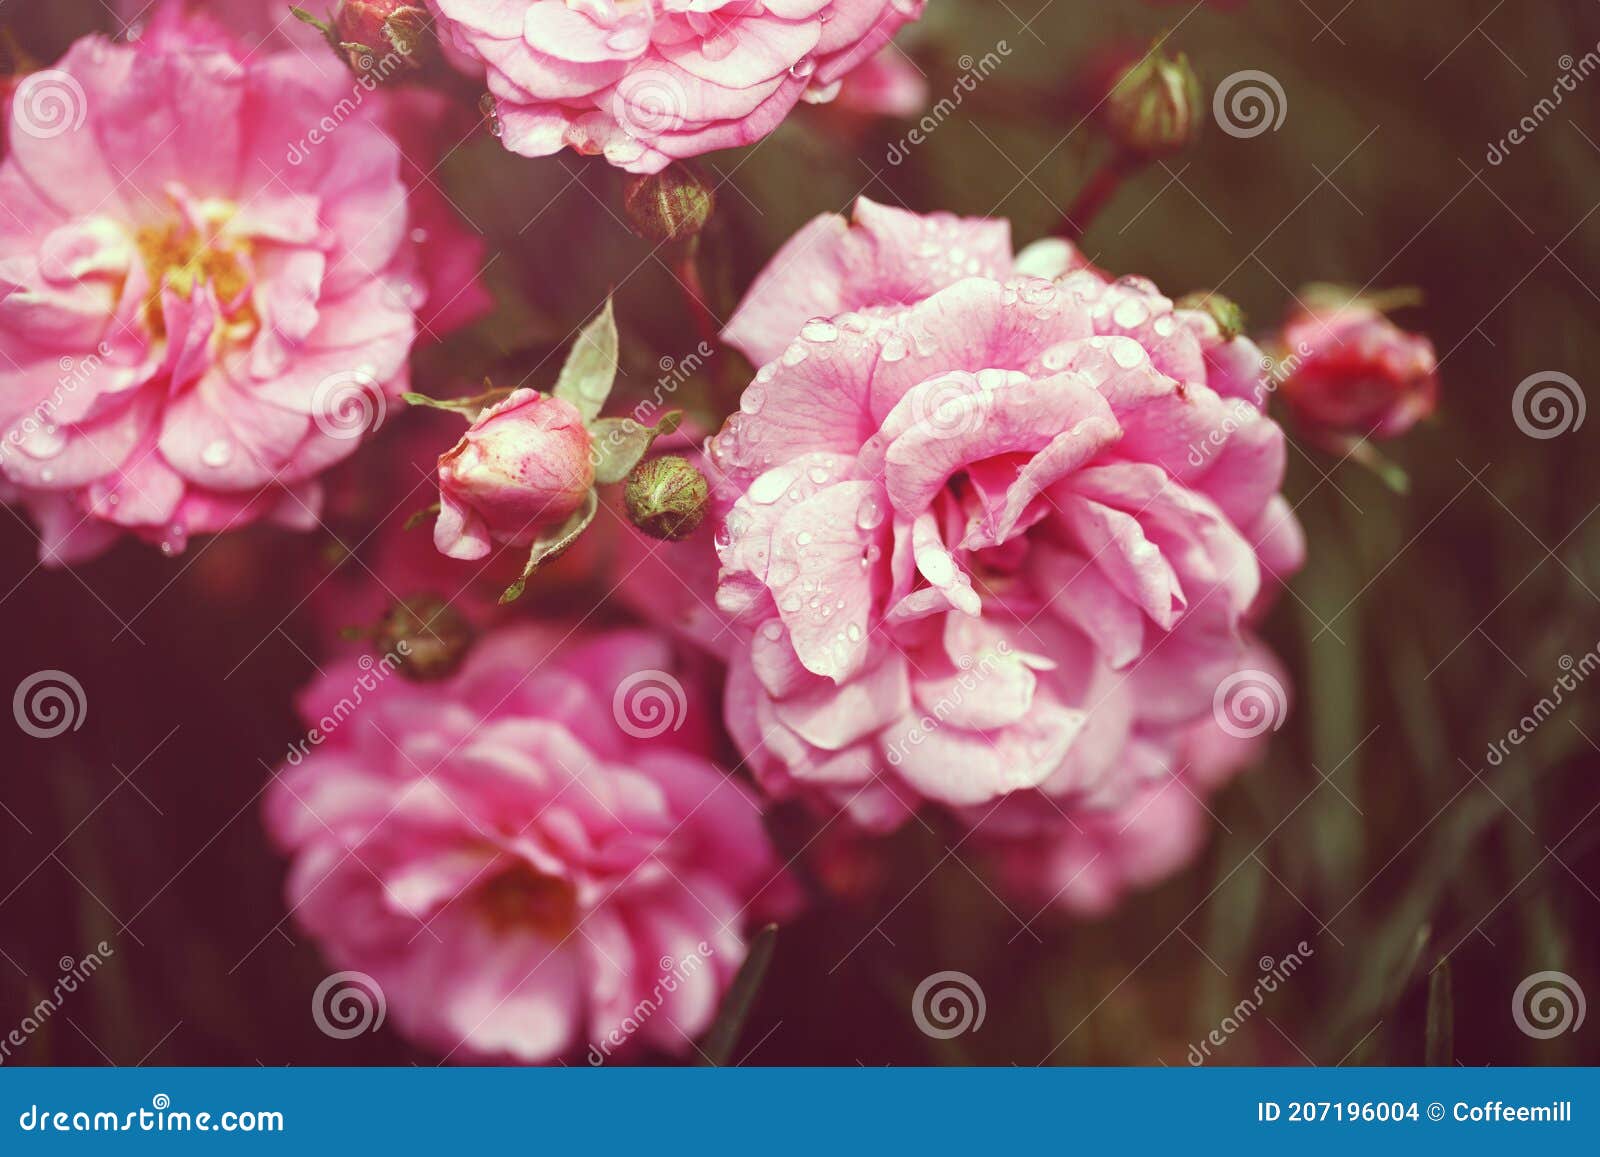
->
267, 625, 794, 1063
428, 0, 927, 173
707, 197, 1304, 835
0, 11, 483, 563
434, 389, 596, 560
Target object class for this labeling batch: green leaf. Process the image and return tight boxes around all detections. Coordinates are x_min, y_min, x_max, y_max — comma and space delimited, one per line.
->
697, 924, 777, 1066
589, 410, 684, 486
290, 6, 334, 36
403, 388, 512, 420
290, 6, 341, 54
403, 502, 440, 531
498, 490, 598, 604
1425, 960, 1453, 1066
553, 297, 618, 423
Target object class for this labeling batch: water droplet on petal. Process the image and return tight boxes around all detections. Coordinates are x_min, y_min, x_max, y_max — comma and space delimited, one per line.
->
1113, 297, 1149, 328
1110, 337, 1146, 369
800, 318, 838, 343
17, 425, 66, 460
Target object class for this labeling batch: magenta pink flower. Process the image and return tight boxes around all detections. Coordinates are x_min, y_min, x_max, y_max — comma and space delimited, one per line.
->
429, 0, 926, 173
708, 198, 1303, 831
434, 389, 596, 560
266, 625, 792, 1063
1280, 299, 1438, 446
0, 15, 480, 564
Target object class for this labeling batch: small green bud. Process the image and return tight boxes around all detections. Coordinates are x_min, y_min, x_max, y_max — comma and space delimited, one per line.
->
622, 165, 715, 244
1102, 48, 1202, 159
624, 455, 709, 541
1176, 291, 1246, 341
377, 595, 475, 681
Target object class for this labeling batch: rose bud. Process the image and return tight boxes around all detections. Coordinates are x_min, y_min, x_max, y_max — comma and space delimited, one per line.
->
1101, 47, 1202, 159
434, 389, 596, 560
376, 595, 475, 681
1279, 295, 1439, 445
1177, 291, 1245, 342
297, 1, 430, 77
622, 165, 715, 244
624, 454, 710, 541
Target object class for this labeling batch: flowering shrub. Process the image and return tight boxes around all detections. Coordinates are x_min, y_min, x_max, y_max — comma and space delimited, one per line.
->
14, 0, 1541, 1074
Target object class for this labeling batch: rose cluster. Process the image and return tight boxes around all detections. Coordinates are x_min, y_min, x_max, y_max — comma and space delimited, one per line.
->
1, 0, 1446, 1066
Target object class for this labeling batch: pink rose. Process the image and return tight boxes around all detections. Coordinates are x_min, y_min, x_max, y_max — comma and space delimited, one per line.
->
707, 198, 1303, 832
0, 14, 482, 563
428, 0, 927, 173
1280, 300, 1439, 446
266, 625, 793, 1063
434, 389, 596, 560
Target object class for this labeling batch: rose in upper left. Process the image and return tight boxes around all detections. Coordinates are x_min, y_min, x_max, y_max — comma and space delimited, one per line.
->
0, 12, 481, 564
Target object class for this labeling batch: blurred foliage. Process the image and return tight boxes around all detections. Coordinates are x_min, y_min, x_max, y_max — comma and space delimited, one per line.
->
2, 0, 1598, 1066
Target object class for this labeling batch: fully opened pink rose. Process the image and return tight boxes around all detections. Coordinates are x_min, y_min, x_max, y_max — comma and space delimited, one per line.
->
0, 15, 474, 563
434, 389, 596, 560
267, 626, 792, 1063
708, 198, 1304, 832
429, 0, 927, 172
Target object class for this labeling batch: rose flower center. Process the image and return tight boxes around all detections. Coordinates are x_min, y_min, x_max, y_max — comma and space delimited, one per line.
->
476, 863, 578, 938
132, 207, 257, 341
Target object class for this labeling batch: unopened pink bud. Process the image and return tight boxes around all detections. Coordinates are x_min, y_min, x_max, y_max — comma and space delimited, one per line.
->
1280, 300, 1438, 444
434, 389, 595, 560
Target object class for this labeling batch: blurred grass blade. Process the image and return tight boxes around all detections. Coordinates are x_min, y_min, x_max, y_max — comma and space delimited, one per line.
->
697, 924, 777, 1066
1425, 960, 1453, 1066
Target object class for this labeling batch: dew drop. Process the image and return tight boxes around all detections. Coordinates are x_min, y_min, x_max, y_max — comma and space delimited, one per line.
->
1110, 338, 1146, 369
17, 425, 66, 460
800, 318, 838, 343
1112, 297, 1149, 328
